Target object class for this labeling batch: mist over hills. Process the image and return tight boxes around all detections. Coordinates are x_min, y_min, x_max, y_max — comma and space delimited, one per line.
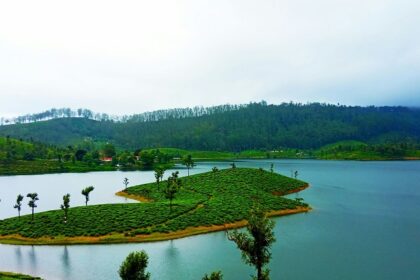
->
0, 102, 419, 151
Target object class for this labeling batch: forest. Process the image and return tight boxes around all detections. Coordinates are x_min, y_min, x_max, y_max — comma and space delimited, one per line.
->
0, 102, 419, 152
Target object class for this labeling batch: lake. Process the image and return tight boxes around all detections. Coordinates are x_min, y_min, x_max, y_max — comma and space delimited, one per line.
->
0, 160, 419, 280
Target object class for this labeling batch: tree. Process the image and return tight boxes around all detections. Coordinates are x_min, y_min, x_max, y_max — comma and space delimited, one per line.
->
182, 154, 195, 176
119, 250, 150, 280
227, 207, 275, 280
212, 166, 219, 173
60, 193, 70, 223
74, 149, 87, 161
294, 170, 299, 179
230, 162, 236, 169
27, 193, 39, 221
103, 143, 116, 158
202, 271, 223, 280
154, 167, 165, 190
164, 171, 181, 211
81, 186, 94, 206
139, 151, 155, 169
13, 194, 24, 218
123, 178, 129, 190
270, 163, 274, 173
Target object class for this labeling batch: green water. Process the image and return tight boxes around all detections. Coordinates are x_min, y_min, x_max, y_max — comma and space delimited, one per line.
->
0, 160, 419, 279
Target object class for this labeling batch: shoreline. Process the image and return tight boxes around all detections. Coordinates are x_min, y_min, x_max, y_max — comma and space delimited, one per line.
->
0, 184, 311, 246
115, 191, 152, 202
0, 206, 311, 246
1, 156, 418, 177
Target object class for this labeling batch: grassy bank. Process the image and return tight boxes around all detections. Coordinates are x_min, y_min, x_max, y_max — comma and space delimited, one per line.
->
145, 143, 420, 162
0, 168, 309, 245
0, 160, 116, 176
0, 272, 42, 280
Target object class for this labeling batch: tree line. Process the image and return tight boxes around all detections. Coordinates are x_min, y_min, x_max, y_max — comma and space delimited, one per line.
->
0, 103, 248, 125
0, 102, 419, 151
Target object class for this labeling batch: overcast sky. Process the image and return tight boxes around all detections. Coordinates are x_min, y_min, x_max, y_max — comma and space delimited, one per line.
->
0, 0, 419, 117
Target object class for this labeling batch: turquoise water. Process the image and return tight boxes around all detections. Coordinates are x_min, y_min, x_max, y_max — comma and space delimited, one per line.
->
0, 160, 419, 279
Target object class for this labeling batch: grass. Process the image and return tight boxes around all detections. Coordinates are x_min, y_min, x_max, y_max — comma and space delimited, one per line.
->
0, 272, 42, 280
0, 160, 116, 176
143, 147, 309, 160
0, 168, 309, 244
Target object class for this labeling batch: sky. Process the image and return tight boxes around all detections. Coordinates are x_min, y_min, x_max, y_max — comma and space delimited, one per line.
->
0, 0, 419, 117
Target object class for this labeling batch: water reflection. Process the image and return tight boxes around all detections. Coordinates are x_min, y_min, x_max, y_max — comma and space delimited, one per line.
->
14, 246, 22, 266
28, 246, 37, 268
61, 246, 71, 279
62, 246, 71, 270
165, 240, 179, 259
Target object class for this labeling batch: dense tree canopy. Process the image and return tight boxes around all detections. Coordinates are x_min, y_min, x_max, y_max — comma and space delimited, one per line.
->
0, 102, 419, 151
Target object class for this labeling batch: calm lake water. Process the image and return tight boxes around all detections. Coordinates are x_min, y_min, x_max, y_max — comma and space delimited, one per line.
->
0, 160, 419, 280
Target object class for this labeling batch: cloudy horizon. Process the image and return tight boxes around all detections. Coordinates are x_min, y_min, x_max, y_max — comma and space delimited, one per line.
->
1, 0, 420, 117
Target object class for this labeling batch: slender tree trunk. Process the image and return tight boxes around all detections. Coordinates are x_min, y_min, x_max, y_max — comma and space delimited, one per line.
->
31, 208, 34, 221
18, 210, 20, 218
257, 266, 262, 280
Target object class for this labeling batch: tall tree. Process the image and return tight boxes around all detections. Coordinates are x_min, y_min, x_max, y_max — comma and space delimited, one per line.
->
227, 207, 276, 280
60, 193, 70, 223
123, 178, 129, 190
27, 193, 39, 221
154, 167, 165, 190
81, 186, 94, 206
182, 154, 195, 176
164, 171, 181, 211
13, 194, 24, 218
119, 250, 150, 280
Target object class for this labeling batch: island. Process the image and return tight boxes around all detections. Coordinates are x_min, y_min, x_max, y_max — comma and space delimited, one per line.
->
0, 168, 310, 245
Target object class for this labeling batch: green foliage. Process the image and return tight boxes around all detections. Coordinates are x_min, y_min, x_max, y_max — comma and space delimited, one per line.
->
26, 193, 39, 221
81, 186, 94, 206
154, 167, 165, 189
164, 171, 182, 210
0, 136, 175, 175
0, 168, 308, 240
102, 143, 116, 157
315, 141, 420, 160
1, 103, 419, 151
227, 207, 275, 280
119, 251, 150, 280
0, 271, 42, 280
13, 194, 24, 218
182, 154, 195, 176
202, 271, 223, 280
60, 194, 71, 222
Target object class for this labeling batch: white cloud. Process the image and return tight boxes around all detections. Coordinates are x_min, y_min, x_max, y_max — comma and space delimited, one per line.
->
0, 0, 419, 117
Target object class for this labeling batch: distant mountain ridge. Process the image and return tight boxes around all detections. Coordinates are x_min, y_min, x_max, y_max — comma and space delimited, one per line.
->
0, 102, 419, 151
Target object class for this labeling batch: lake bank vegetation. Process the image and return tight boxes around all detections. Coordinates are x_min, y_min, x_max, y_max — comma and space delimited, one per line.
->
0, 137, 174, 175
0, 272, 42, 280
0, 168, 309, 245
1, 134, 418, 176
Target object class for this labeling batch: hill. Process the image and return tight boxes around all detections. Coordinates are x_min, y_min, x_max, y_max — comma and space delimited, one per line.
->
0, 102, 419, 151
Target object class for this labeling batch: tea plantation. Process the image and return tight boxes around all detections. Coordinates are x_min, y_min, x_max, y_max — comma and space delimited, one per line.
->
0, 168, 309, 244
